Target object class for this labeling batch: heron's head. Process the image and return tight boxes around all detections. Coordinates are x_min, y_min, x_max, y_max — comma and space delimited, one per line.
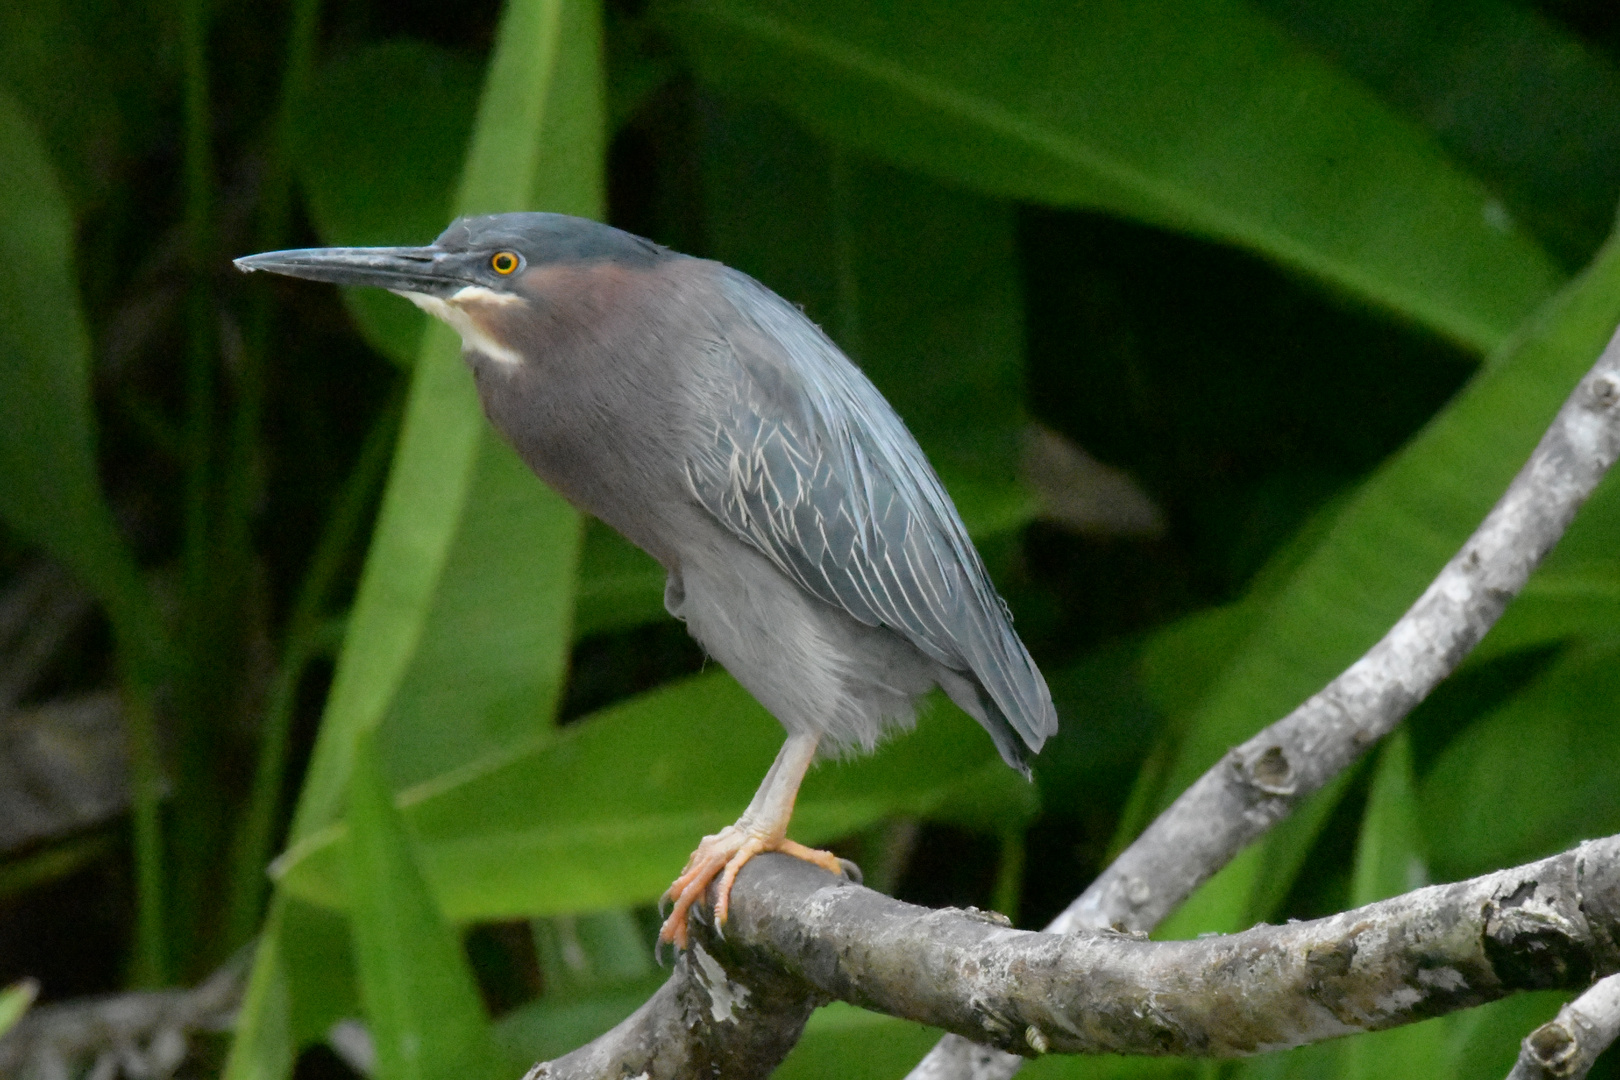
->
234, 212, 673, 367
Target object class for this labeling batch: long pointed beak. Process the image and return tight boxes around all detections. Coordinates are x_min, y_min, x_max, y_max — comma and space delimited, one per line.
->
233, 245, 473, 297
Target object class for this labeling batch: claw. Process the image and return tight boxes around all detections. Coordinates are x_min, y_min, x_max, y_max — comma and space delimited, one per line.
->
656, 824, 842, 949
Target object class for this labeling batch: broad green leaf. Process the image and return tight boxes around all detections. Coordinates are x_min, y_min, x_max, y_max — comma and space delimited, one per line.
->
663, 0, 1562, 351
1349, 729, 1426, 906
494, 974, 668, 1068
224, 899, 359, 1080
1470, 469, 1620, 661
223, 915, 296, 1080
381, 435, 579, 789
285, 318, 483, 841
1116, 493, 1361, 866
378, 0, 600, 785
347, 734, 502, 1080
233, 5, 585, 1076
526, 0, 605, 219
286, 0, 573, 846
572, 519, 669, 639
0, 979, 36, 1040
292, 39, 481, 365
275, 671, 1028, 919
530, 908, 655, 1001
1240, 767, 1358, 928
1032, 636, 1163, 826
1446, 991, 1568, 1079
498, 992, 1190, 1078
1151, 840, 1268, 942
280, 899, 360, 1050
1253, 0, 1620, 269
1421, 638, 1620, 882
1022, 1051, 1193, 1080
1339, 728, 1448, 1080
774, 1005, 944, 1080
1151, 227, 1620, 931
0, 87, 160, 668
0, 0, 161, 212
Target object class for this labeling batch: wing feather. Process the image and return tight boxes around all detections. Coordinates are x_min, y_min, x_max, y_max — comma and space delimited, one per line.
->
684, 270, 1057, 761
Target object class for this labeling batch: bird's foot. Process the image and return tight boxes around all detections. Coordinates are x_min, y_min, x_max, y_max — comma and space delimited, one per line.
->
657, 825, 843, 949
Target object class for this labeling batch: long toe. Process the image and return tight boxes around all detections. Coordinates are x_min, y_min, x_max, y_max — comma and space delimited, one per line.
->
657, 828, 848, 948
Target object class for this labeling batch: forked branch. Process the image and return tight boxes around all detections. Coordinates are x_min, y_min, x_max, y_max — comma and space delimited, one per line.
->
527, 326, 1620, 1080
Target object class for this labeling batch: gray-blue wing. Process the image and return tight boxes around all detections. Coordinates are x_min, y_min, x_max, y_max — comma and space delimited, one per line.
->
683, 269, 1057, 768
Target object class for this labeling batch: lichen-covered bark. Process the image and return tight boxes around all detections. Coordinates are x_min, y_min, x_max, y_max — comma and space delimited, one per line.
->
909, 323, 1620, 1080
524, 838, 1620, 1078
523, 937, 821, 1080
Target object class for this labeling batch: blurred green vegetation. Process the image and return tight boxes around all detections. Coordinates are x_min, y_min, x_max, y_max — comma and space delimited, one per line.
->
1, 0, 1619, 1078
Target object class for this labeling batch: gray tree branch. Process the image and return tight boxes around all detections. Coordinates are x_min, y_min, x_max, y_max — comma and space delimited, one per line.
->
527, 324, 1620, 1080
1506, 973, 1620, 1080
909, 323, 1620, 1079
528, 836, 1620, 1079
0, 959, 242, 1079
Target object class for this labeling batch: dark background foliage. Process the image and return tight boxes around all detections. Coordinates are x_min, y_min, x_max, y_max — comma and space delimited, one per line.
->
3, 0, 1620, 1077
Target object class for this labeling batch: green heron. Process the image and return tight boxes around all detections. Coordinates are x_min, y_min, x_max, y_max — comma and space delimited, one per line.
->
237, 212, 1058, 948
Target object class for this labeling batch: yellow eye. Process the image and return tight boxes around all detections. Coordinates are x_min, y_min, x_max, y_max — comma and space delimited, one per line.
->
490, 251, 520, 275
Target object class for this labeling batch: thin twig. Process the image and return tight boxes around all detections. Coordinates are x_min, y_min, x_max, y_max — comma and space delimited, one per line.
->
1507, 973, 1620, 1080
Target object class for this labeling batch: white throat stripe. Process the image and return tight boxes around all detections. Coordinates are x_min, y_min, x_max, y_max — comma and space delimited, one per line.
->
395, 288, 525, 367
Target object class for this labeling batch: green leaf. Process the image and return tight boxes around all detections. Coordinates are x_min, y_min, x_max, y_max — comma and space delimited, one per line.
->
1252, 0, 1620, 269
1349, 728, 1426, 907
493, 974, 668, 1067
0, 979, 37, 1040
1421, 638, 1620, 882
663, 0, 1562, 351
527, 0, 606, 218
275, 672, 1026, 919
1471, 470, 1620, 661
376, 0, 600, 785
286, 318, 485, 841
292, 40, 482, 365
347, 733, 503, 1080
1447, 991, 1568, 1079
572, 518, 670, 639
222, 913, 296, 1080
530, 908, 655, 1001
1150, 226, 1620, 934
224, 898, 359, 1080
1339, 729, 1448, 1080
285, 0, 578, 847
233, 4, 594, 1076
773, 1004, 943, 1080
0, 87, 160, 666
380, 434, 579, 789
0, 0, 161, 213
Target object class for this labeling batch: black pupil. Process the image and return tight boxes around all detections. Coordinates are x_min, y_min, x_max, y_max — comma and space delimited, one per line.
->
495, 254, 513, 271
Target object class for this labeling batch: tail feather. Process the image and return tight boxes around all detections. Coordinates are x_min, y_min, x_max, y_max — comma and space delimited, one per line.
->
935, 666, 1049, 778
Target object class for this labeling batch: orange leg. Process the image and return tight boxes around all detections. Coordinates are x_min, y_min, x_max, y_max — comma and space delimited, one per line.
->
658, 733, 843, 949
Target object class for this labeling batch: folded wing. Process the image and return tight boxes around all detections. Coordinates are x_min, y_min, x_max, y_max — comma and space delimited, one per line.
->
682, 269, 1057, 768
